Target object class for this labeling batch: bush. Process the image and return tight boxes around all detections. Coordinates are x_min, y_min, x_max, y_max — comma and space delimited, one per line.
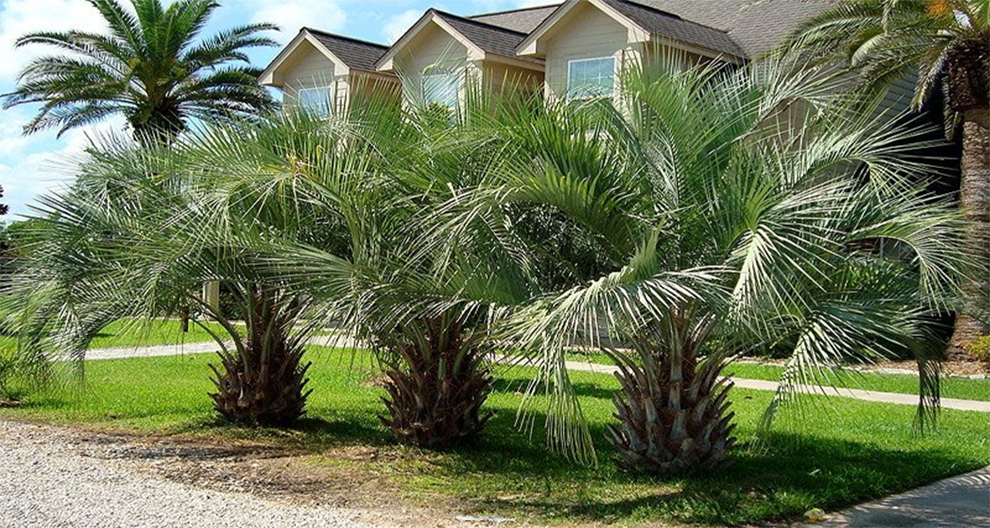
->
964, 336, 990, 364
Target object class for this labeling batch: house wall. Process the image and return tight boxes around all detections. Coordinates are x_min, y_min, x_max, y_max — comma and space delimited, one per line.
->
542, 1, 640, 100
879, 74, 918, 119
484, 61, 544, 97
278, 41, 346, 109
641, 41, 706, 71
393, 22, 472, 106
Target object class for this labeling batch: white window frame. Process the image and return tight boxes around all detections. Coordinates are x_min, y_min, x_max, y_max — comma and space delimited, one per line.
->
422, 70, 462, 109
566, 56, 617, 99
297, 85, 334, 116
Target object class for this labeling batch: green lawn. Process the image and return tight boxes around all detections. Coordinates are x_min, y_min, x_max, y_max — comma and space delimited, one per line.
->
3, 348, 988, 527
563, 351, 990, 402
1, 318, 241, 352
88, 318, 245, 349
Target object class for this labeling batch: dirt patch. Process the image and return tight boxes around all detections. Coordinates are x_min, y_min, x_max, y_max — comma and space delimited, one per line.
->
0, 421, 455, 528
739, 357, 988, 378
874, 358, 988, 377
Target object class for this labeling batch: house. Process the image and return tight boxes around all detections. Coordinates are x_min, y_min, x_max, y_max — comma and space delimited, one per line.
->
261, 0, 914, 115
374, 8, 552, 107
259, 28, 397, 114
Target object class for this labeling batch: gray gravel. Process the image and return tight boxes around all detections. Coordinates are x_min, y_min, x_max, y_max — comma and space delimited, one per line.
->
0, 420, 396, 528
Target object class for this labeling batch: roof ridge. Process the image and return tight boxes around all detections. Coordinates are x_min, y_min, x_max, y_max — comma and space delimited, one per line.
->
301, 27, 390, 49
469, 3, 561, 19
619, 0, 732, 34
430, 9, 529, 37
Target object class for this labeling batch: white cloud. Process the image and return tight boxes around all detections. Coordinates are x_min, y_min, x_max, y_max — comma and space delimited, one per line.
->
244, 0, 348, 43
383, 9, 423, 44
0, 111, 125, 218
0, 0, 107, 81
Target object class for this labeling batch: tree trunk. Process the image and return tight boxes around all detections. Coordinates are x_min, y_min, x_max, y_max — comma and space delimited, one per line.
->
379, 317, 494, 447
609, 319, 736, 474
949, 107, 989, 355
210, 288, 311, 425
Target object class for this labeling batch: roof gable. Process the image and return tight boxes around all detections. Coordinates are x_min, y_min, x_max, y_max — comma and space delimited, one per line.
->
376, 9, 542, 72
259, 28, 389, 86
305, 29, 390, 71
517, 0, 745, 59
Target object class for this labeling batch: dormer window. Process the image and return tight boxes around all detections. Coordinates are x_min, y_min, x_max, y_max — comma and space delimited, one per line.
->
298, 86, 333, 116
422, 70, 461, 108
567, 56, 616, 99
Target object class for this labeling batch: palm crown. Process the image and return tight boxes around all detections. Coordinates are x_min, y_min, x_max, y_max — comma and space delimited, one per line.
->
778, 0, 990, 127
1, 0, 278, 139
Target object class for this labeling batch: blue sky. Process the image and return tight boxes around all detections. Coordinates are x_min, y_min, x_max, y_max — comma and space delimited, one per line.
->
0, 0, 544, 218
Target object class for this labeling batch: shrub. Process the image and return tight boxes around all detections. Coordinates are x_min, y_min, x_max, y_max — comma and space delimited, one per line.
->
964, 336, 990, 364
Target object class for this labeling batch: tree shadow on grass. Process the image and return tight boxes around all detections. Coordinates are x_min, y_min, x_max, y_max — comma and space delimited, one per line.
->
491, 378, 617, 401
407, 406, 986, 526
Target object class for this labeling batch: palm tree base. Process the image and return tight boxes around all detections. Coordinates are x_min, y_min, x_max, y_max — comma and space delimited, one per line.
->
609, 354, 736, 473
379, 345, 494, 447
210, 342, 312, 426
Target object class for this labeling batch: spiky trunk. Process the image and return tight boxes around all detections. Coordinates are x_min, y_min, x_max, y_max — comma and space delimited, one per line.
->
210, 287, 311, 425
948, 39, 990, 354
379, 317, 494, 447
608, 317, 736, 473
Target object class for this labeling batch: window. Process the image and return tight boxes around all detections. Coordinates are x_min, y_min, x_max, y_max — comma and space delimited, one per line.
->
422, 71, 461, 108
297, 86, 333, 116
567, 57, 616, 99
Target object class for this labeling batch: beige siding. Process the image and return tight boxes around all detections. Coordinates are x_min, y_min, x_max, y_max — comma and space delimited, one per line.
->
484, 62, 544, 96
542, 2, 638, 100
642, 42, 705, 71
394, 22, 471, 106
276, 41, 350, 113
349, 73, 401, 103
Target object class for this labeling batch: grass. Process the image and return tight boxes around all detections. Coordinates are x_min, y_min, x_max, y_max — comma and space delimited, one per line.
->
0, 318, 243, 353
88, 318, 245, 349
562, 351, 990, 402
2, 347, 988, 527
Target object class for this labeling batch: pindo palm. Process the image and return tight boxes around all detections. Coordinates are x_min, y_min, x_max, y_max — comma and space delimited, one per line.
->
427, 59, 969, 471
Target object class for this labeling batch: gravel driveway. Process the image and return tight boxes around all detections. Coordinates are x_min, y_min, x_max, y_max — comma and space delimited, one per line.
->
0, 420, 397, 528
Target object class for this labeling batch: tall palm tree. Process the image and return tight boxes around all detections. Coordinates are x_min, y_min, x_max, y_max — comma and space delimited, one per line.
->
428, 61, 969, 471
776, 0, 989, 353
1, 0, 277, 141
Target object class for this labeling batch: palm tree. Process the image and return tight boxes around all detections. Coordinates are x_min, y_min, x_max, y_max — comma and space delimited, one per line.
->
776, 0, 989, 353
1, 0, 277, 141
428, 60, 969, 471
1, 117, 342, 424
263, 94, 532, 447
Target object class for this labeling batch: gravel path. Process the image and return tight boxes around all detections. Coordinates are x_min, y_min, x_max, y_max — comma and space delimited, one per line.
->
0, 420, 397, 528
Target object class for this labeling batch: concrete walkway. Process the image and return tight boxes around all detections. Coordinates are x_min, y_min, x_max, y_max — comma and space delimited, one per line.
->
84, 341, 990, 413
556, 358, 990, 413
799, 466, 990, 527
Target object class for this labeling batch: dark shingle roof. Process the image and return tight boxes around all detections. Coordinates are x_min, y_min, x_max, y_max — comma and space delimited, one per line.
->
431, 10, 531, 58
469, 4, 561, 33
632, 0, 835, 57
304, 28, 389, 71
601, 0, 745, 57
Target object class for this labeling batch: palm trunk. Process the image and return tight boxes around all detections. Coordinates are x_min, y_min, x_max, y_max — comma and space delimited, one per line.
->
609, 316, 735, 473
949, 107, 989, 355
210, 287, 312, 425
379, 317, 494, 447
